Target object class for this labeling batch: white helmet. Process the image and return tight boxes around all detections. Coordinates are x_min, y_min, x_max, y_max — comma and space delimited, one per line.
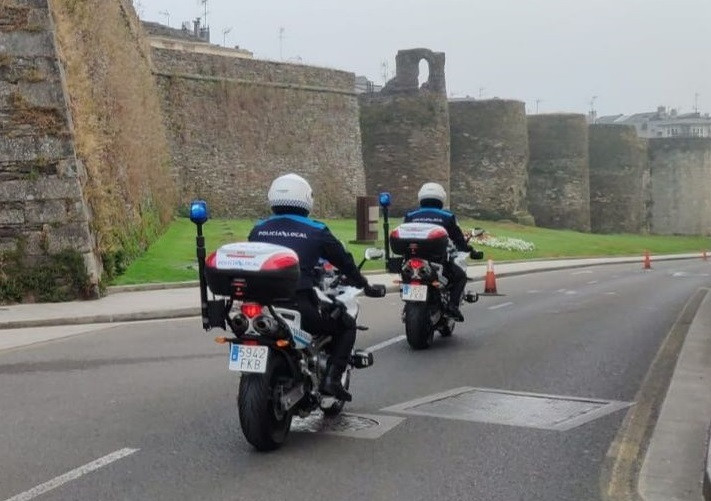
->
268, 173, 314, 212
418, 182, 447, 203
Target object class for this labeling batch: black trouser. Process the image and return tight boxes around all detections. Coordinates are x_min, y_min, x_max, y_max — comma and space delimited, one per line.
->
294, 290, 356, 368
445, 259, 467, 307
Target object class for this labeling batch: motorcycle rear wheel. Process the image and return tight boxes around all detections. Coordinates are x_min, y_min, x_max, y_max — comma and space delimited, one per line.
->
405, 302, 435, 350
237, 353, 293, 451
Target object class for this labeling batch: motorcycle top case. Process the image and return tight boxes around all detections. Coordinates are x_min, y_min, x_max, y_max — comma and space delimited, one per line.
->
204, 242, 299, 302
389, 223, 449, 261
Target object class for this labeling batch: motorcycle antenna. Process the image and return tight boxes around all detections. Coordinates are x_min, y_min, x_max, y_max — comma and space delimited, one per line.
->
378, 192, 392, 265
188, 200, 211, 330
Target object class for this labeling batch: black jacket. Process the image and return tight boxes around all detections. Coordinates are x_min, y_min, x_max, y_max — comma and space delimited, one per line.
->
404, 207, 470, 252
248, 214, 367, 291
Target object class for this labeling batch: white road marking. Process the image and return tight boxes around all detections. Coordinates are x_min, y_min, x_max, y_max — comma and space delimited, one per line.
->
572, 270, 594, 275
606, 292, 618, 296
366, 335, 406, 352
3, 448, 139, 501
587, 280, 599, 285
556, 288, 567, 293
527, 289, 541, 294
565, 290, 578, 295
488, 301, 514, 310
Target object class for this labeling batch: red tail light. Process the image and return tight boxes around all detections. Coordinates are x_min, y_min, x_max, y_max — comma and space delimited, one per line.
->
409, 258, 425, 270
261, 252, 298, 271
205, 251, 217, 267
241, 302, 262, 318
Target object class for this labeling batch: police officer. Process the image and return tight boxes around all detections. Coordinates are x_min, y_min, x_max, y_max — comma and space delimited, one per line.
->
404, 182, 482, 322
248, 173, 376, 402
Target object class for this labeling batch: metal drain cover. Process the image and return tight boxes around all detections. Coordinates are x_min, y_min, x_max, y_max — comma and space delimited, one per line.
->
381, 387, 632, 431
291, 412, 404, 439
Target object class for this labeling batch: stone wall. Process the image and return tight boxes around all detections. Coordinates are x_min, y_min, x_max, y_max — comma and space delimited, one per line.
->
151, 48, 365, 217
588, 124, 648, 234
0, 0, 100, 301
648, 138, 711, 235
527, 114, 591, 231
449, 99, 530, 222
359, 48, 450, 216
0, 0, 177, 302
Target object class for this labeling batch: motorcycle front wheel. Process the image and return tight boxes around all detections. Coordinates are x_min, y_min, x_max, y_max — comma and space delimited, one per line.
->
237, 352, 293, 451
404, 302, 435, 350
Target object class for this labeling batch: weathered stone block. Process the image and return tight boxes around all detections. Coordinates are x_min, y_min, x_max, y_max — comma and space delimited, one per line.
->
0, 179, 28, 202
0, 31, 55, 58
28, 177, 82, 200
0, 208, 24, 224
24, 199, 65, 223
46, 222, 92, 253
0, 135, 72, 163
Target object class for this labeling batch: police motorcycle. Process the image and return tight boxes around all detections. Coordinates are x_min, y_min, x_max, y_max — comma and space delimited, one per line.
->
389, 223, 483, 350
188, 201, 386, 451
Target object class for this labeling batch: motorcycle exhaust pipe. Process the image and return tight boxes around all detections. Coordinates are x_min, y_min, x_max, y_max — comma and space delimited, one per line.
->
230, 314, 249, 335
253, 315, 280, 336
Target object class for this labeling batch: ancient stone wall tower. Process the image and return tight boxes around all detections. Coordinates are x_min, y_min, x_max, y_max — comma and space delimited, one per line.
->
588, 124, 649, 234
449, 99, 530, 222
648, 138, 711, 235
526, 114, 591, 231
359, 49, 450, 216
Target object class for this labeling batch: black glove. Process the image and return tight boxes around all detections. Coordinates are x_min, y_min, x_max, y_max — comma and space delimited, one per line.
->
470, 249, 484, 260
364, 284, 387, 298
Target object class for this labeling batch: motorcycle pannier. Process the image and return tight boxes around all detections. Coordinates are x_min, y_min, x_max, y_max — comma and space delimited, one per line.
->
389, 223, 449, 261
204, 242, 299, 302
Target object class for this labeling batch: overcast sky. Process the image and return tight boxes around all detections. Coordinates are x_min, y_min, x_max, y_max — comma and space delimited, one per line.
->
137, 0, 711, 116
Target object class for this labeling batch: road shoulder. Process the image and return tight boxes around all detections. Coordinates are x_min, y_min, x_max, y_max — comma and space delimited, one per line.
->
600, 287, 711, 500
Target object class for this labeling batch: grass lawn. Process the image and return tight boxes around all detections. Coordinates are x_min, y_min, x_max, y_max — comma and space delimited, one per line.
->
112, 217, 711, 285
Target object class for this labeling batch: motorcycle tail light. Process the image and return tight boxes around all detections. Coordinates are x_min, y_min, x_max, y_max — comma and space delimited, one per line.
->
241, 302, 262, 319
409, 258, 425, 270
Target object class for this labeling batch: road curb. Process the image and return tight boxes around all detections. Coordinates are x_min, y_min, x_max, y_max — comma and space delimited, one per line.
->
599, 288, 709, 501
3, 255, 702, 330
105, 254, 703, 295
0, 308, 201, 330
705, 424, 711, 501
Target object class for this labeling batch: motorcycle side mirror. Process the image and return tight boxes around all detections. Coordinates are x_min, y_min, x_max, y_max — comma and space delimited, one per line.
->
189, 200, 209, 225
364, 248, 385, 260
472, 227, 485, 237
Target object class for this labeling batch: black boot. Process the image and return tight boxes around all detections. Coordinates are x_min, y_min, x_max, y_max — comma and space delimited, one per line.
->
446, 303, 464, 322
321, 363, 352, 402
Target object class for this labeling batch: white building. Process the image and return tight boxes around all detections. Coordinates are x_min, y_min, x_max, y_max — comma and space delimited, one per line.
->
596, 106, 711, 138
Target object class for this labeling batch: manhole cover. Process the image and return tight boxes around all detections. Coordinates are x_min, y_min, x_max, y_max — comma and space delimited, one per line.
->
381, 387, 632, 431
291, 411, 404, 439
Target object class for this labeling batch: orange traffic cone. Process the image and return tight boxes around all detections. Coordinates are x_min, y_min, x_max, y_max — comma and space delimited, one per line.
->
484, 259, 498, 294
643, 250, 652, 270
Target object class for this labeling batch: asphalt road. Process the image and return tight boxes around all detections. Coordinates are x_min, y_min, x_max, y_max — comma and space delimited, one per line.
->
1, 260, 710, 501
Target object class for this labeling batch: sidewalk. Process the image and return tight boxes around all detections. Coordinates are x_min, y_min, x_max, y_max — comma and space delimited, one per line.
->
0, 253, 702, 330
639, 287, 711, 500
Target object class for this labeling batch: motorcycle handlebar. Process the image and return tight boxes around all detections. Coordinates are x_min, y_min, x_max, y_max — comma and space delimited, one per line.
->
364, 284, 387, 298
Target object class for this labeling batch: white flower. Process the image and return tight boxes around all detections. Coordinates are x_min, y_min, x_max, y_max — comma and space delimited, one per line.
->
472, 232, 535, 252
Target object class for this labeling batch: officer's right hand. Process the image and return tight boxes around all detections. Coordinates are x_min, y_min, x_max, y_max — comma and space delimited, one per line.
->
470, 250, 484, 260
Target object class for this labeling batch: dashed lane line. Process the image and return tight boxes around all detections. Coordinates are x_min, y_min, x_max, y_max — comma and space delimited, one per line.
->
365, 335, 406, 352
488, 302, 514, 311
3, 448, 139, 501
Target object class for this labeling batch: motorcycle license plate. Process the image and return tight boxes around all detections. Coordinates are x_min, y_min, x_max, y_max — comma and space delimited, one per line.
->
401, 284, 428, 302
229, 344, 268, 373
